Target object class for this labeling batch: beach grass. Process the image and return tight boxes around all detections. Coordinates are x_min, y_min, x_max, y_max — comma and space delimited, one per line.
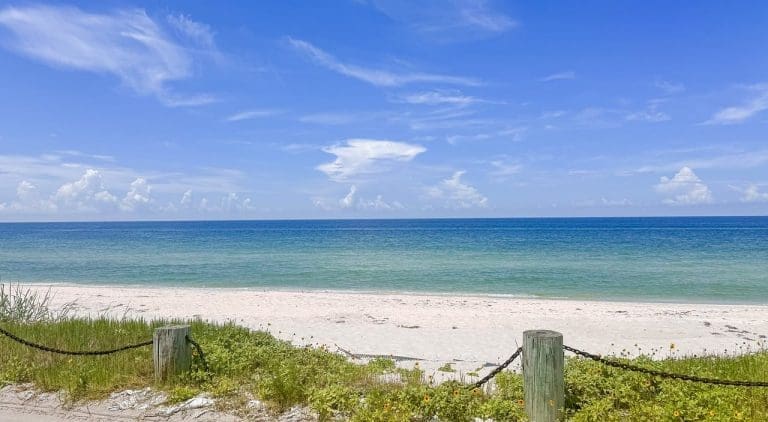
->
0, 318, 767, 420
2, 284, 768, 420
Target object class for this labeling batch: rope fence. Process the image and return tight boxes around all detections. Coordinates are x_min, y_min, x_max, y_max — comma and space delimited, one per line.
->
2, 324, 766, 421
472, 343, 768, 389
563, 345, 768, 388
0, 324, 208, 381
0, 324, 153, 356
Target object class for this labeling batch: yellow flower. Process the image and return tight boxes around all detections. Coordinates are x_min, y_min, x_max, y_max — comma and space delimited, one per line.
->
452, 389, 460, 397
673, 410, 680, 417
423, 395, 430, 403
517, 399, 525, 406
709, 410, 715, 417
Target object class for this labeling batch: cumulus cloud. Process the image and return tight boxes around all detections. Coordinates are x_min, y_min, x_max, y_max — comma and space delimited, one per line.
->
0, 180, 57, 213
655, 167, 713, 205
220, 193, 254, 212
287, 37, 480, 87
121, 177, 152, 211
53, 169, 117, 211
316, 186, 403, 212
180, 189, 193, 207
0, 4, 215, 106
317, 139, 426, 181
428, 170, 488, 208
706, 84, 768, 125
741, 185, 768, 203
358, 195, 404, 211
339, 185, 357, 208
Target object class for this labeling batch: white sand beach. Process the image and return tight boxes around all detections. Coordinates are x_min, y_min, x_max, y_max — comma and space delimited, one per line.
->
22, 284, 768, 377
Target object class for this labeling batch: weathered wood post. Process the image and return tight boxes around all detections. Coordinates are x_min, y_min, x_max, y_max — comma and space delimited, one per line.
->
153, 325, 191, 382
523, 330, 564, 421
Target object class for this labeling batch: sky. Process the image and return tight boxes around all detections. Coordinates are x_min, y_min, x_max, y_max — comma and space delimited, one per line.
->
0, 0, 767, 221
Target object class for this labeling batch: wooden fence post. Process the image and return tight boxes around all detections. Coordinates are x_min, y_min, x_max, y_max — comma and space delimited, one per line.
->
523, 330, 564, 421
153, 325, 191, 382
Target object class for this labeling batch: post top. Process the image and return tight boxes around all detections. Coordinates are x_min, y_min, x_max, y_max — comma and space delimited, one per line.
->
523, 329, 563, 338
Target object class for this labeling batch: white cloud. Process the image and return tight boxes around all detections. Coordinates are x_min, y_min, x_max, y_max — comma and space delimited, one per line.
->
539, 71, 576, 82
299, 112, 363, 125
180, 189, 193, 207
219, 193, 255, 212
457, 0, 516, 32
741, 185, 768, 203
320, 185, 403, 211
226, 109, 282, 122
0, 4, 215, 106
625, 102, 670, 122
490, 160, 522, 178
366, 0, 516, 38
0, 180, 57, 213
706, 84, 768, 125
655, 167, 713, 205
428, 170, 488, 208
121, 177, 152, 211
339, 185, 357, 208
357, 195, 404, 211
287, 37, 480, 87
53, 169, 118, 211
166, 14, 215, 48
446, 127, 525, 144
633, 149, 768, 174
397, 90, 482, 106
601, 197, 632, 207
317, 139, 426, 181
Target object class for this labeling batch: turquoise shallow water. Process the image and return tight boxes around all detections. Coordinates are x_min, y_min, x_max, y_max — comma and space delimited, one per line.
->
0, 217, 767, 303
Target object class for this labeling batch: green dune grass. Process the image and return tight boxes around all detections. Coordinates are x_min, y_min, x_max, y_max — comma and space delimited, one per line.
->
1, 286, 768, 420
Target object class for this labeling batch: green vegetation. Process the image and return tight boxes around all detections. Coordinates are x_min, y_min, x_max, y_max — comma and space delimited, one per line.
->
1, 285, 768, 420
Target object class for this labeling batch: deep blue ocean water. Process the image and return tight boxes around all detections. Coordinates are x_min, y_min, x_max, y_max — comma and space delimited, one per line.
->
1, 217, 767, 303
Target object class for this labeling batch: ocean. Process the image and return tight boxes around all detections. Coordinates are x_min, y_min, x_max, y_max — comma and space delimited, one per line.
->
0, 217, 766, 303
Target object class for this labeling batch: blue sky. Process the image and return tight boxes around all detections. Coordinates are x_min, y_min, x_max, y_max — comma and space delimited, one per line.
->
1, 0, 767, 221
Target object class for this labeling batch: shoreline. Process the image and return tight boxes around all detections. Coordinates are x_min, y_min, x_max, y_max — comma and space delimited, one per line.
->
18, 283, 768, 378
14, 281, 768, 306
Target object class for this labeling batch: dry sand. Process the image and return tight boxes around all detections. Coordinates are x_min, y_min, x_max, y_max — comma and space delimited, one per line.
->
21, 284, 768, 377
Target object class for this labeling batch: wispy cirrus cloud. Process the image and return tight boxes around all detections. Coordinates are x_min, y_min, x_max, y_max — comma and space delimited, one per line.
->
287, 37, 480, 87
317, 139, 426, 181
0, 4, 217, 107
632, 149, 768, 174
539, 71, 576, 82
166, 14, 215, 48
364, 0, 516, 39
705, 84, 768, 125
225, 109, 282, 122
394, 90, 485, 106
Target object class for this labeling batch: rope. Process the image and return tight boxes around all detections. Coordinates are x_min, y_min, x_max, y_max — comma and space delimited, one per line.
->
563, 345, 768, 387
0, 324, 152, 356
186, 335, 210, 373
472, 346, 523, 389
